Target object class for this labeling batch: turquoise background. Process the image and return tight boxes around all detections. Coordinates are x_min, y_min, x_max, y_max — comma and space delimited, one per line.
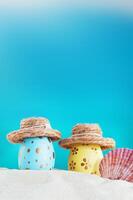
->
0, 8, 133, 169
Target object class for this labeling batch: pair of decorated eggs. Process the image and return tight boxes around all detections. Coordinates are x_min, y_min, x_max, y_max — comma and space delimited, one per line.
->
7, 118, 115, 172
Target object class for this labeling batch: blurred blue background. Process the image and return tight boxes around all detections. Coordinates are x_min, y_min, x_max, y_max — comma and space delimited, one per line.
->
0, 7, 133, 169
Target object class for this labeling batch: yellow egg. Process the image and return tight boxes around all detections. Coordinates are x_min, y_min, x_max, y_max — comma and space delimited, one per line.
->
68, 144, 103, 175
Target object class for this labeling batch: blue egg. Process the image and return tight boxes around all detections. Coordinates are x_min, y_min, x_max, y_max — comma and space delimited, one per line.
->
18, 137, 55, 170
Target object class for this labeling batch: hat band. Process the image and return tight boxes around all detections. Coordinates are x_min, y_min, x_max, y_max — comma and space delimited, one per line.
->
72, 129, 102, 135
72, 132, 102, 138
21, 124, 51, 129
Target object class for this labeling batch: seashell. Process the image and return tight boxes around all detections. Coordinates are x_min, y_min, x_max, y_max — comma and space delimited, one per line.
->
99, 148, 133, 182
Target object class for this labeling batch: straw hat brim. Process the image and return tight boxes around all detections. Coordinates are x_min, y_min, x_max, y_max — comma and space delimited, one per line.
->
59, 136, 115, 150
7, 128, 61, 143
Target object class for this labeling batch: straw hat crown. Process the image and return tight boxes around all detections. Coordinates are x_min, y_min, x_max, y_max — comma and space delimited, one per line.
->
72, 124, 102, 136
20, 117, 50, 129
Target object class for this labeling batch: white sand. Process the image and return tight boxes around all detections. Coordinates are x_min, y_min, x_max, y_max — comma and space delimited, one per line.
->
0, 169, 132, 200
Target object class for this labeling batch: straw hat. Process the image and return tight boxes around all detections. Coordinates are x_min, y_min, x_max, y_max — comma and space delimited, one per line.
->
7, 117, 61, 143
59, 124, 115, 150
